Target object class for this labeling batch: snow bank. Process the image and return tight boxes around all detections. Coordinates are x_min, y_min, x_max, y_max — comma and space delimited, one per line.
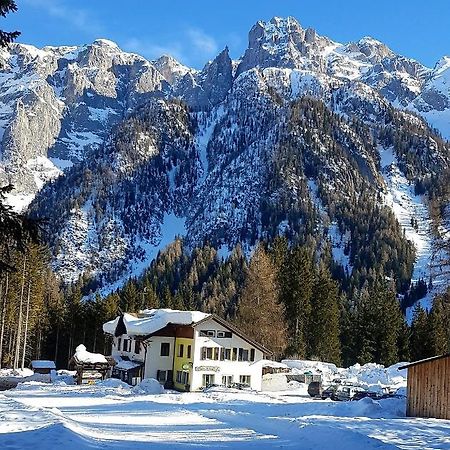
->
103, 309, 210, 336
73, 344, 107, 364
262, 372, 309, 392
132, 378, 164, 395
96, 378, 131, 389
282, 359, 407, 389
282, 359, 339, 382
342, 362, 407, 388
0, 368, 34, 378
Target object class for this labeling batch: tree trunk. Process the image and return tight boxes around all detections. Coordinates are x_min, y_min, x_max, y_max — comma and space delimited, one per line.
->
14, 257, 27, 370
21, 282, 31, 370
0, 273, 9, 369
54, 324, 60, 363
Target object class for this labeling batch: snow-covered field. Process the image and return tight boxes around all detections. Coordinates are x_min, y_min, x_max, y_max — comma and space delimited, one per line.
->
1, 377, 450, 449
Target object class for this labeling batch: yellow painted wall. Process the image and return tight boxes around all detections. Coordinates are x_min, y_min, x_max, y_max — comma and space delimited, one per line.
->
173, 337, 194, 391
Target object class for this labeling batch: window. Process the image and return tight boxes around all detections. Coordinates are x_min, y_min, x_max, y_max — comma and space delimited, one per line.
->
157, 370, 167, 383
238, 348, 243, 361
200, 330, 216, 337
178, 344, 184, 358
206, 348, 213, 359
187, 345, 192, 359
202, 374, 215, 387
213, 348, 220, 360
242, 349, 249, 361
239, 375, 251, 386
117, 338, 122, 350
176, 371, 189, 385
122, 339, 129, 352
219, 348, 225, 361
222, 375, 233, 387
217, 331, 232, 338
250, 349, 255, 362
134, 340, 141, 354
232, 348, 238, 361
160, 342, 170, 356
224, 348, 231, 360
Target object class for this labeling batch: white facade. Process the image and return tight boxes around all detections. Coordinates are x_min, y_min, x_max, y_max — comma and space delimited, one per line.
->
112, 334, 145, 363
190, 317, 264, 391
143, 336, 175, 381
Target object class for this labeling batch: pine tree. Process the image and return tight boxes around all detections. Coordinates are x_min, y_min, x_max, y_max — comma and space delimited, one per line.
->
428, 298, 448, 355
236, 243, 288, 359
0, 1, 20, 47
279, 245, 314, 357
410, 303, 431, 361
308, 264, 342, 365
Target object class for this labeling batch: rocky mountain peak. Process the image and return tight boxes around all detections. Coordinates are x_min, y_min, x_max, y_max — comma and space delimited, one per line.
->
153, 54, 192, 86
353, 36, 394, 61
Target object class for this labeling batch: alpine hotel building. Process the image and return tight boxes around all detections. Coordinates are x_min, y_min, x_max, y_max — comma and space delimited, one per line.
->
103, 309, 271, 391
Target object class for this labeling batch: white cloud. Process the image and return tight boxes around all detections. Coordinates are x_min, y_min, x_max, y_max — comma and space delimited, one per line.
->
123, 28, 219, 68
186, 28, 218, 57
23, 0, 103, 35
122, 38, 184, 62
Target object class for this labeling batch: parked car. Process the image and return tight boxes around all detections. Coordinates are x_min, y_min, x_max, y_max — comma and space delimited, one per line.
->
333, 385, 366, 401
321, 385, 338, 400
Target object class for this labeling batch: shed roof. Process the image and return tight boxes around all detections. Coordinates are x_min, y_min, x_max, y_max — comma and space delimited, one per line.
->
399, 354, 450, 370
31, 360, 56, 369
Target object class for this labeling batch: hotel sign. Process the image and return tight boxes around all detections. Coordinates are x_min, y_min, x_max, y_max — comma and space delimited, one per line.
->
194, 366, 220, 372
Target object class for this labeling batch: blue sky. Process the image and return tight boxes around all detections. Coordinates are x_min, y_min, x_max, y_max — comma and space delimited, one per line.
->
4, 0, 450, 68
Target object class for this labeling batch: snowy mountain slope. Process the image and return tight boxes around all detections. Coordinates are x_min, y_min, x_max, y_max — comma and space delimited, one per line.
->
3, 16, 448, 300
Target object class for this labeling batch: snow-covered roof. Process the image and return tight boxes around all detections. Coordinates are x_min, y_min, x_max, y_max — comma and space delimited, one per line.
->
31, 360, 56, 369
73, 344, 108, 364
261, 360, 290, 369
114, 356, 143, 371
103, 309, 211, 337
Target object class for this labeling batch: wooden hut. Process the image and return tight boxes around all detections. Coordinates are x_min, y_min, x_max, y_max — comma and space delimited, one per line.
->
399, 354, 450, 420
30, 360, 56, 375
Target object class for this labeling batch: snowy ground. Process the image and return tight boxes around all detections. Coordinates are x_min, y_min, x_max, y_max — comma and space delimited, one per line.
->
1, 379, 450, 449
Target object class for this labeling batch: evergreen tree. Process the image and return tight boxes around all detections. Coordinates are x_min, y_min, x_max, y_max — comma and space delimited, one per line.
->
428, 298, 448, 355
0, 1, 20, 47
279, 245, 314, 357
410, 303, 431, 361
308, 264, 342, 365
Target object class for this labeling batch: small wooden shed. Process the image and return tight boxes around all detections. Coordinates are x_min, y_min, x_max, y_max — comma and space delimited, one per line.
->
31, 360, 56, 375
399, 354, 450, 420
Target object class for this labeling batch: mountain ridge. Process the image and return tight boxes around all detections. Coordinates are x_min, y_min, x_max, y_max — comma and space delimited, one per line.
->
0, 16, 448, 311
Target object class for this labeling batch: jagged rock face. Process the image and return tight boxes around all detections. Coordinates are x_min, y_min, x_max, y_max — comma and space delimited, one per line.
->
152, 55, 192, 86
237, 17, 334, 75
0, 40, 172, 199
175, 47, 233, 109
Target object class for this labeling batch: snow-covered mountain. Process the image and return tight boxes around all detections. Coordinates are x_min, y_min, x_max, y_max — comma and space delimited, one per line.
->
1, 17, 449, 301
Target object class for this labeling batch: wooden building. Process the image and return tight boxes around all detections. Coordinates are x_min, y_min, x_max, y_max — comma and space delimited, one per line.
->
399, 354, 450, 420
30, 360, 56, 375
